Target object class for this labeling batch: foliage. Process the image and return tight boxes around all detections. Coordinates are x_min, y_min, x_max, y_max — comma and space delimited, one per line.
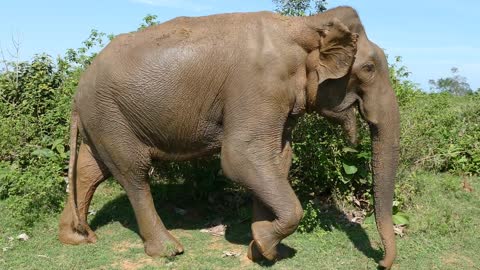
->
0, 30, 107, 226
387, 57, 480, 175
62, 29, 108, 71
290, 114, 372, 200
388, 56, 423, 104
399, 92, 480, 175
151, 158, 230, 201
273, 0, 327, 16
429, 67, 473, 96
137, 14, 160, 30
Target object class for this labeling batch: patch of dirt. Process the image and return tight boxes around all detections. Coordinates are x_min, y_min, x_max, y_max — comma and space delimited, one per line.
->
239, 254, 254, 268
462, 178, 473, 192
101, 229, 114, 236
207, 238, 248, 264
113, 257, 164, 270
112, 240, 143, 253
441, 253, 475, 268
208, 239, 224, 250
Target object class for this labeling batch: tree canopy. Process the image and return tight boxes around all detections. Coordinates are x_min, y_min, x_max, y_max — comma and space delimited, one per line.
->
272, 0, 327, 16
429, 67, 473, 96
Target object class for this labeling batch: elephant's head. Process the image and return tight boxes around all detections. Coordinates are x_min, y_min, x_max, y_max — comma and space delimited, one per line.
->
305, 7, 400, 269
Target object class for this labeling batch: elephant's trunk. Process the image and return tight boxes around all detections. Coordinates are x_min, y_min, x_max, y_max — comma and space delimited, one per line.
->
366, 90, 400, 269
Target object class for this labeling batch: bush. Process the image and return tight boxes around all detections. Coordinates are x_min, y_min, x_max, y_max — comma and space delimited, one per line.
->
0, 54, 72, 226
290, 114, 372, 200
399, 93, 480, 175
0, 31, 105, 227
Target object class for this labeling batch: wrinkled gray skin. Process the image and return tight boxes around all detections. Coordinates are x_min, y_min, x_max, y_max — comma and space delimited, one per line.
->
59, 6, 399, 269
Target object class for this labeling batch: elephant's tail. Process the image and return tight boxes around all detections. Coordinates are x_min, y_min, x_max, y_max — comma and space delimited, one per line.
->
67, 108, 82, 230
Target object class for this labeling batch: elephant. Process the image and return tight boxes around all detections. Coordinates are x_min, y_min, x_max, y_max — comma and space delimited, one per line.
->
59, 6, 400, 269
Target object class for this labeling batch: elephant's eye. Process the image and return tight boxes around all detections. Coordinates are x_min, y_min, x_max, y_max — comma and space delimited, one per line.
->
362, 63, 375, 73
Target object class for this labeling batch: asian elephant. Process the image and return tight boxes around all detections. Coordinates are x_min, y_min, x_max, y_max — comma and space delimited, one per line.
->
59, 6, 399, 269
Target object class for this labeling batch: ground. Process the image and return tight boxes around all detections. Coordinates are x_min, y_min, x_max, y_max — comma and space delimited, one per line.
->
0, 172, 479, 270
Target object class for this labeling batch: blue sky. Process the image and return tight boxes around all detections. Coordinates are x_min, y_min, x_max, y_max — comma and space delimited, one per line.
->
1, 0, 478, 90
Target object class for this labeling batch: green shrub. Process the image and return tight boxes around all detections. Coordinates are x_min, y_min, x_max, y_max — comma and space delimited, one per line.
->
0, 31, 104, 227
290, 114, 372, 200
0, 54, 72, 226
399, 93, 480, 175
389, 56, 480, 175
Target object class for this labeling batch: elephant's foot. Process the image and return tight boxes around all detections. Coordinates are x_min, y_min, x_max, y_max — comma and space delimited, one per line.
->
144, 232, 184, 257
58, 206, 97, 245
247, 240, 294, 262
59, 225, 97, 245
247, 240, 264, 261
249, 220, 281, 261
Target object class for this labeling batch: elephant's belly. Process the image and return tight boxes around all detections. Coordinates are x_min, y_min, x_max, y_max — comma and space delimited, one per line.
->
151, 144, 221, 161
110, 81, 225, 161
148, 122, 224, 161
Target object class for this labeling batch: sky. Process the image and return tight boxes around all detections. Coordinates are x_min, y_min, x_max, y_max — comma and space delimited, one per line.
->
0, 0, 478, 91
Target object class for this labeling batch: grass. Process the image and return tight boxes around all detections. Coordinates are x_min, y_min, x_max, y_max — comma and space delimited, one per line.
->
0, 172, 479, 270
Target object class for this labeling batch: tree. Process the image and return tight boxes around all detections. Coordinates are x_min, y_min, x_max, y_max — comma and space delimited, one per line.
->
429, 67, 473, 96
138, 14, 160, 30
272, 0, 327, 16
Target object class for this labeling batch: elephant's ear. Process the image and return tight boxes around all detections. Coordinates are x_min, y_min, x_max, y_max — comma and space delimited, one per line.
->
315, 18, 358, 85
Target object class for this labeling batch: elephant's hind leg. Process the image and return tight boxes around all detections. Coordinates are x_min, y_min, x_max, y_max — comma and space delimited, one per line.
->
59, 142, 110, 245
99, 139, 183, 257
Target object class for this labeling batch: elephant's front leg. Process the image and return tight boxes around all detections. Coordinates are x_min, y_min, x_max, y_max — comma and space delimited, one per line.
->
221, 107, 302, 261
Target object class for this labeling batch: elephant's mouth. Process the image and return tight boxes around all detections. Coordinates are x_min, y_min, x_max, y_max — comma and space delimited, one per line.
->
332, 92, 360, 113
319, 93, 360, 146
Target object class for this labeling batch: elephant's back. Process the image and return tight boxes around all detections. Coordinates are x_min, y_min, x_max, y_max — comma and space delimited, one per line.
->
73, 21, 232, 157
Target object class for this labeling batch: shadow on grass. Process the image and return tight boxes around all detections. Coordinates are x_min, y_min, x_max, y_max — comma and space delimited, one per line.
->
311, 205, 384, 264
90, 182, 256, 245
89, 182, 382, 265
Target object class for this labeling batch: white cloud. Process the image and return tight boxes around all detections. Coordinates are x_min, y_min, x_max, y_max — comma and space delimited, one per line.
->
130, 0, 212, 12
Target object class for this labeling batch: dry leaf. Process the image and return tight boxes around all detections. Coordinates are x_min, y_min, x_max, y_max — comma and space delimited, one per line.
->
394, 224, 406, 237
222, 250, 241, 258
200, 224, 227, 236
463, 179, 473, 192
17, 233, 29, 241
347, 210, 366, 224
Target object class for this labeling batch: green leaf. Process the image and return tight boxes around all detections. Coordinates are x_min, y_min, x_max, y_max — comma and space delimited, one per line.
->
32, 148, 55, 158
0, 166, 10, 180
457, 156, 468, 163
55, 143, 64, 154
357, 151, 370, 159
342, 147, 358, 153
52, 138, 64, 148
392, 212, 410, 225
342, 163, 358, 175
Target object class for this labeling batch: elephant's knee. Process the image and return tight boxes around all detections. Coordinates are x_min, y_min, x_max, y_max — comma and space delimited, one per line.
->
275, 199, 303, 236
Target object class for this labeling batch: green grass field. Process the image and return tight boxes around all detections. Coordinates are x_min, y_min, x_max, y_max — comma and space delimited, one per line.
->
1, 172, 479, 270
